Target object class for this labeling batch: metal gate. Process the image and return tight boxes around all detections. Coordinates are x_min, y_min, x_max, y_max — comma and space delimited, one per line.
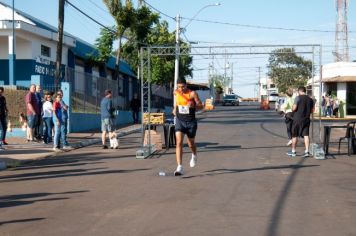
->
137, 44, 323, 158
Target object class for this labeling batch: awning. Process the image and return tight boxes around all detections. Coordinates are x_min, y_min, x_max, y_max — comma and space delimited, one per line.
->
322, 76, 356, 82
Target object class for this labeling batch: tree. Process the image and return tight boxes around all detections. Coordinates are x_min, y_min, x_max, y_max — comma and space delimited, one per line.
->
210, 74, 224, 94
89, 26, 116, 65
267, 48, 312, 93
55, 0, 65, 86
122, 20, 193, 85
103, 0, 136, 79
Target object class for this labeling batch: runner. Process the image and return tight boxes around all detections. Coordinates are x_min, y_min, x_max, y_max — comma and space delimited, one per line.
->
287, 86, 314, 157
173, 78, 203, 176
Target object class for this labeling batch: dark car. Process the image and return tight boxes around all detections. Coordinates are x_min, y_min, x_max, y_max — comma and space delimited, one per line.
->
222, 94, 239, 106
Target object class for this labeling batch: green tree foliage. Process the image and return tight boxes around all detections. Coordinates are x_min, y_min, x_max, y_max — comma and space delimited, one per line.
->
103, 0, 136, 78
267, 48, 312, 93
210, 74, 225, 94
122, 20, 193, 85
90, 26, 116, 65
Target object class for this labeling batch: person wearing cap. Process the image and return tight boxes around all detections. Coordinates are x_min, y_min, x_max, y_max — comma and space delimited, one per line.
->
100, 90, 115, 149
173, 78, 203, 176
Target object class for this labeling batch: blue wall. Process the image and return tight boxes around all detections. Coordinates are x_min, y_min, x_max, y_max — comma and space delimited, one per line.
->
0, 59, 64, 85
70, 110, 135, 132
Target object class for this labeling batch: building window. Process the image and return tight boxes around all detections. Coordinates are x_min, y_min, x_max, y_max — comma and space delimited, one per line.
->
270, 84, 275, 88
41, 45, 51, 57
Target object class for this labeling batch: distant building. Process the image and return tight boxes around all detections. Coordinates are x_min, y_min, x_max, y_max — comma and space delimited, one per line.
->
309, 62, 356, 117
258, 77, 278, 102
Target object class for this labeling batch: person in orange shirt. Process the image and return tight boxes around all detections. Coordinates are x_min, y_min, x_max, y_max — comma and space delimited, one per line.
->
173, 78, 203, 176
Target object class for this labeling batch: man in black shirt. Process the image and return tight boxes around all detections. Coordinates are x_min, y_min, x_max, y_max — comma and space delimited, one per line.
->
130, 93, 140, 124
287, 86, 314, 157
0, 87, 8, 148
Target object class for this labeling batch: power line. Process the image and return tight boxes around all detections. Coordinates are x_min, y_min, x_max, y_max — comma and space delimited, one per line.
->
87, 0, 110, 14
180, 16, 351, 33
142, 0, 175, 20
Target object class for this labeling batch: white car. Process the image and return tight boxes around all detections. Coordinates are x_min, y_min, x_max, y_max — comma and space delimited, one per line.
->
268, 93, 279, 102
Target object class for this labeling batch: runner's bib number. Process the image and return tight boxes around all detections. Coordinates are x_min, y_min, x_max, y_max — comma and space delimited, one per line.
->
178, 105, 190, 114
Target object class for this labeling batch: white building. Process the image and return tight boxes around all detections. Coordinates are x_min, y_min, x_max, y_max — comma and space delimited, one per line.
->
258, 77, 278, 101
308, 62, 356, 117
0, 2, 140, 108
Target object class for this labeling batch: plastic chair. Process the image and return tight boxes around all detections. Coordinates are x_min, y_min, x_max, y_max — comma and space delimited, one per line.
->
338, 121, 356, 155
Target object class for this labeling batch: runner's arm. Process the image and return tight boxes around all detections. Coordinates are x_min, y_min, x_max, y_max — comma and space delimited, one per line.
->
172, 91, 177, 116
191, 91, 203, 111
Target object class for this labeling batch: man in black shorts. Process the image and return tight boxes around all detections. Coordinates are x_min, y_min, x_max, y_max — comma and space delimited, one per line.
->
173, 78, 203, 176
287, 86, 314, 157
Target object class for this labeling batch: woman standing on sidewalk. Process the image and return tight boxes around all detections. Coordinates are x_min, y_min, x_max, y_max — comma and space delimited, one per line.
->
52, 94, 64, 151
42, 93, 53, 144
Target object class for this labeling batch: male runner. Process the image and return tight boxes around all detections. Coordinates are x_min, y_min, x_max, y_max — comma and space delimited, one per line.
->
173, 78, 203, 176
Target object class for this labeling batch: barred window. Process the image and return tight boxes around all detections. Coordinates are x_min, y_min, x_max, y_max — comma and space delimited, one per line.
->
41, 45, 51, 57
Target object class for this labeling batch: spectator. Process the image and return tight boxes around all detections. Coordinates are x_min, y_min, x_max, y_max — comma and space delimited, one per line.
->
57, 90, 70, 148
287, 86, 315, 158
0, 87, 8, 148
34, 85, 43, 140
100, 90, 115, 149
333, 97, 340, 118
130, 93, 140, 124
19, 113, 30, 140
321, 96, 326, 117
42, 93, 53, 144
52, 94, 64, 151
282, 88, 294, 146
25, 84, 40, 142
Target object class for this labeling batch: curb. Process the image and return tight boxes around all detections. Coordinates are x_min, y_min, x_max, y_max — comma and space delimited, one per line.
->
0, 127, 141, 170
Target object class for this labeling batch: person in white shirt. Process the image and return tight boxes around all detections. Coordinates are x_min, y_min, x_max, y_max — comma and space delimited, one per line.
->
42, 93, 53, 144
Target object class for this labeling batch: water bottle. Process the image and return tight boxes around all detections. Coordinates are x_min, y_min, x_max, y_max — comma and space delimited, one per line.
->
159, 171, 166, 176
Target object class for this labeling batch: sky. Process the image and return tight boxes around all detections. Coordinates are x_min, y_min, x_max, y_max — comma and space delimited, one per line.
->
1, 0, 356, 98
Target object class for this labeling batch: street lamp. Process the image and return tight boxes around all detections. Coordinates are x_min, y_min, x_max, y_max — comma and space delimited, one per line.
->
183, 3, 221, 29
173, 3, 221, 105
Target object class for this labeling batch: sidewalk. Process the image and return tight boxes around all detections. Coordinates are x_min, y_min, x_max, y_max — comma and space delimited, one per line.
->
0, 124, 141, 170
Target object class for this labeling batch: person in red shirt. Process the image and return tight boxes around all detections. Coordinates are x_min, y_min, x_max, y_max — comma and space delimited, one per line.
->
52, 94, 64, 151
25, 84, 40, 142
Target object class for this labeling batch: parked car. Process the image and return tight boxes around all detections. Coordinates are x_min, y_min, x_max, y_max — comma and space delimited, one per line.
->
268, 92, 279, 102
222, 94, 240, 106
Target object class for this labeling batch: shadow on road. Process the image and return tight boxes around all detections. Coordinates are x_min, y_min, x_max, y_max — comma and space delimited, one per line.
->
0, 190, 88, 209
0, 218, 46, 226
265, 158, 309, 236
0, 168, 150, 183
182, 162, 319, 179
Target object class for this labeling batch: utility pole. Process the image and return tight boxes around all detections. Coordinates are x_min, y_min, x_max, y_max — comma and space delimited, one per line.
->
230, 62, 233, 93
173, 14, 180, 107
9, 0, 15, 85
258, 67, 261, 101
55, 0, 65, 87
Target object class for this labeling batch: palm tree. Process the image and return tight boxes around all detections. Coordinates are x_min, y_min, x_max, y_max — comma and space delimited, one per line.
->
103, 0, 136, 79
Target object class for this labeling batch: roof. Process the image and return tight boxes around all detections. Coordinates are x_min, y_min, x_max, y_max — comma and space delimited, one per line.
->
70, 40, 136, 77
323, 76, 356, 82
187, 81, 210, 90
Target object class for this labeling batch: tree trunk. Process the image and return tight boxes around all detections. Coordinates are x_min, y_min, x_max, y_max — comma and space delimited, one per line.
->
114, 34, 123, 80
55, 0, 65, 87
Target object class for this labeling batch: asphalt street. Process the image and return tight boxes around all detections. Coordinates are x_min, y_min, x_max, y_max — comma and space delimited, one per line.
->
1, 104, 355, 236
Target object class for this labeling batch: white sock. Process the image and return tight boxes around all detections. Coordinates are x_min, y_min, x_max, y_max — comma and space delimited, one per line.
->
192, 153, 197, 158
292, 149, 296, 153
305, 149, 309, 153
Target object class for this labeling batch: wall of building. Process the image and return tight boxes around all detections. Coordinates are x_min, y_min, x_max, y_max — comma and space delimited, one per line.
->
70, 111, 133, 133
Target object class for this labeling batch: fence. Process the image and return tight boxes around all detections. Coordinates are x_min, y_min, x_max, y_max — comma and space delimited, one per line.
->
66, 67, 123, 114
